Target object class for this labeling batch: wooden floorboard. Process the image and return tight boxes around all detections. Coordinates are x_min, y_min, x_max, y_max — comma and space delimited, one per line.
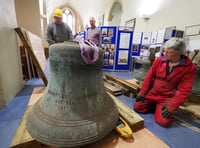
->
84, 128, 169, 148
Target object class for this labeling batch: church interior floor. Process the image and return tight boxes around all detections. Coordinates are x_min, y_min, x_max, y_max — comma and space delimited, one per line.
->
0, 70, 200, 148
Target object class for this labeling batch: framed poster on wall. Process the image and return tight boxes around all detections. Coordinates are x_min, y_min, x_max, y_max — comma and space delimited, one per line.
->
119, 32, 131, 49
118, 50, 129, 65
132, 32, 142, 56
185, 24, 200, 36
150, 31, 158, 44
125, 18, 136, 29
115, 27, 133, 70
98, 14, 104, 26
156, 29, 165, 44
133, 32, 142, 44
142, 32, 151, 45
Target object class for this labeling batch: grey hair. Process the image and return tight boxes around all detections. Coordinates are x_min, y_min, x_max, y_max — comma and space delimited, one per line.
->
163, 37, 186, 55
89, 17, 95, 21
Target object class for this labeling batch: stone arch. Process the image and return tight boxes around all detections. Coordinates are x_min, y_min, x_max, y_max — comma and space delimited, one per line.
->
108, 1, 123, 25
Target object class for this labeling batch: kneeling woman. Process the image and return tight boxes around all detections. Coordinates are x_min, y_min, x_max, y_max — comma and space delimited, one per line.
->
133, 37, 196, 127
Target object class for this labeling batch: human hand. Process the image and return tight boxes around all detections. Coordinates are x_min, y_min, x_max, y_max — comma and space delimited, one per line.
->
136, 94, 145, 102
161, 105, 174, 119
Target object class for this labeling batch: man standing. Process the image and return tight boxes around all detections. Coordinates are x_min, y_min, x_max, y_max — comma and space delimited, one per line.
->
86, 17, 101, 46
46, 8, 73, 45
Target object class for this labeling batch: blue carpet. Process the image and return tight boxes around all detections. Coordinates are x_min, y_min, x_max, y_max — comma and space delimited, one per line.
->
0, 79, 44, 148
0, 119, 22, 148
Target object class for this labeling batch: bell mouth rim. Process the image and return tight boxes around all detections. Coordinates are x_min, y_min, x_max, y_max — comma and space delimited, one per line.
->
26, 124, 115, 147
26, 107, 118, 147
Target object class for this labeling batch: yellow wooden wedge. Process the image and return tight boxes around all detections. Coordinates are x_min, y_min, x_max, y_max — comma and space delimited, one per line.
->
115, 116, 133, 138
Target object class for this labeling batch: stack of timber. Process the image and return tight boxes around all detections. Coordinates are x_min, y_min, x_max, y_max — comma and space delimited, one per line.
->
177, 91, 200, 123
174, 101, 200, 133
125, 78, 143, 89
179, 94, 200, 119
187, 94, 200, 104
179, 102, 200, 118
104, 74, 140, 97
104, 81, 122, 96
107, 79, 129, 94
104, 78, 130, 96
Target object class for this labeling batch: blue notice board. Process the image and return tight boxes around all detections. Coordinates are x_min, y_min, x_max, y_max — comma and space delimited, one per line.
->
132, 32, 142, 56
100, 26, 117, 70
114, 26, 133, 70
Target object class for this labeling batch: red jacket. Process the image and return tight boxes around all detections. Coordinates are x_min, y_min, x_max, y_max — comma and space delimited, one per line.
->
138, 56, 196, 110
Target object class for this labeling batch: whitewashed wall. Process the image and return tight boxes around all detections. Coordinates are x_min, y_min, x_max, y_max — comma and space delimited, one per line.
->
0, 0, 24, 108
15, 0, 42, 38
119, 0, 200, 49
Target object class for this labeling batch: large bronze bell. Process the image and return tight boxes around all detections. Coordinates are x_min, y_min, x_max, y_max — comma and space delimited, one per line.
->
192, 67, 200, 95
26, 42, 119, 147
135, 60, 152, 81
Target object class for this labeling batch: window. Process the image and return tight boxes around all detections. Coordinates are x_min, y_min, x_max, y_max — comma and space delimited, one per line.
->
62, 9, 73, 32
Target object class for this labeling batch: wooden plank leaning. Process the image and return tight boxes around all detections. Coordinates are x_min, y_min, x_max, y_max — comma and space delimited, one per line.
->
107, 92, 144, 131
15, 28, 48, 86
